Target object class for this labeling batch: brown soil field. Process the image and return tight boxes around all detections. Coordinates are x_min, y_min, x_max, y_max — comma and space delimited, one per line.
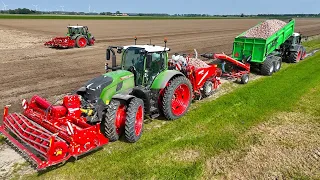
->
0, 18, 320, 112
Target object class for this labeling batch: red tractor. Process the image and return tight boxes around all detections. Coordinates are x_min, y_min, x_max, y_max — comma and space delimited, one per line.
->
44, 26, 95, 48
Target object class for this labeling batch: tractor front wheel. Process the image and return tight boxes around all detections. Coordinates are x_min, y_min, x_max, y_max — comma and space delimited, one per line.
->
162, 76, 192, 120
101, 100, 126, 142
76, 36, 87, 48
125, 98, 144, 143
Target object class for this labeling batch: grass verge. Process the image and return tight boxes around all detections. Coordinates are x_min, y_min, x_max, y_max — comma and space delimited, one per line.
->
303, 37, 320, 52
21, 41, 320, 179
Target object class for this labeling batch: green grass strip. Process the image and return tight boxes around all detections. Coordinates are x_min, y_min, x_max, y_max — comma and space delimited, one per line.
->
22, 47, 320, 179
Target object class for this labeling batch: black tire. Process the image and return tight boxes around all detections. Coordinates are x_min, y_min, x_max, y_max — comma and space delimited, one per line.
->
201, 81, 214, 97
289, 50, 300, 63
240, 74, 249, 84
162, 76, 192, 120
76, 36, 87, 48
101, 100, 125, 142
125, 98, 144, 143
273, 58, 282, 72
261, 57, 275, 76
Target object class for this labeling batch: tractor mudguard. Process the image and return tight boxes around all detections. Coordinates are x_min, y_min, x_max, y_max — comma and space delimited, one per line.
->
112, 94, 135, 101
151, 70, 184, 89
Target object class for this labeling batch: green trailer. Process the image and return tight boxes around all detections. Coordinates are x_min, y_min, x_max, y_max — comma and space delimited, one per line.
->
231, 19, 307, 76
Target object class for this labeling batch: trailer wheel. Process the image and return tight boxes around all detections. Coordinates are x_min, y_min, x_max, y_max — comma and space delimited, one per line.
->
273, 58, 282, 72
240, 74, 249, 84
162, 76, 192, 120
76, 36, 87, 48
260, 57, 274, 76
289, 50, 301, 63
201, 81, 214, 97
101, 100, 126, 142
125, 98, 144, 143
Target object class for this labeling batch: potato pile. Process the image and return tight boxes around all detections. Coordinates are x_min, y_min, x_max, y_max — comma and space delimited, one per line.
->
188, 58, 209, 69
242, 19, 287, 39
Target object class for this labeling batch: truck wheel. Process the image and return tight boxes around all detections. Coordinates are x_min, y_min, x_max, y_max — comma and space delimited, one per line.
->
260, 57, 274, 76
76, 36, 87, 48
162, 76, 192, 120
125, 98, 144, 143
101, 100, 126, 142
289, 50, 301, 63
273, 59, 282, 72
240, 74, 249, 84
201, 81, 214, 97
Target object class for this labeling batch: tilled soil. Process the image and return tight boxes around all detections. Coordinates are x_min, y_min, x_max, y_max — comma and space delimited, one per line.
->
0, 18, 319, 178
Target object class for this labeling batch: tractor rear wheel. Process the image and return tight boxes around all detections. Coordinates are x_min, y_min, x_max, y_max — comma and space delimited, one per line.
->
101, 100, 126, 142
162, 76, 192, 120
201, 81, 214, 97
289, 50, 301, 63
76, 36, 87, 48
260, 57, 275, 76
125, 98, 144, 143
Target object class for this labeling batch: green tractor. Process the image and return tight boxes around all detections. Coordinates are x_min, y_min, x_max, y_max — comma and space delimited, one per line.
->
76, 39, 193, 143
45, 25, 95, 48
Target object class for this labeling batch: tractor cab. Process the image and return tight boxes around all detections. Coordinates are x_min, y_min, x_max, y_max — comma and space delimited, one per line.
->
106, 38, 170, 87
284, 32, 302, 46
121, 45, 170, 86
67, 26, 90, 37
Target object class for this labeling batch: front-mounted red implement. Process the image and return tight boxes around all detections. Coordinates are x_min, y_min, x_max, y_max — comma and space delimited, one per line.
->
0, 95, 108, 170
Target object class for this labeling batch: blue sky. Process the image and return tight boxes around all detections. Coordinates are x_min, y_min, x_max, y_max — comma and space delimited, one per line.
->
2, 0, 319, 15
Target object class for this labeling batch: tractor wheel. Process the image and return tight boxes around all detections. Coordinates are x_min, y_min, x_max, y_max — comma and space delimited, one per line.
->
240, 74, 249, 84
289, 50, 301, 63
76, 36, 87, 48
162, 76, 192, 120
101, 100, 126, 142
260, 57, 274, 76
125, 98, 144, 143
201, 81, 214, 97
273, 58, 282, 72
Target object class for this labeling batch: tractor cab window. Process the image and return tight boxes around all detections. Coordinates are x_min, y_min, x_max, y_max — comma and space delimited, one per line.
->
122, 48, 145, 86
146, 52, 166, 85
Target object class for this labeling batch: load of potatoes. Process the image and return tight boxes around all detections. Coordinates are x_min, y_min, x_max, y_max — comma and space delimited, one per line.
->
242, 19, 287, 39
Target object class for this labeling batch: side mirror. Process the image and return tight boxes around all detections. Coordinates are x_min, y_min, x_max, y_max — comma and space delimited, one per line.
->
146, 54, 152, 69
106, 49, 110, 60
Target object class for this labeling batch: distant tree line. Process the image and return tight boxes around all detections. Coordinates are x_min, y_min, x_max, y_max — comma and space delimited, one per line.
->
1, 8, 319, 18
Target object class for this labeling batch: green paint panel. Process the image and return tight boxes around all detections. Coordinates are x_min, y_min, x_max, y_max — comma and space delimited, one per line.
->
100, 70, 135, 104
232, 19, 296, 63
151, 70, 184, 89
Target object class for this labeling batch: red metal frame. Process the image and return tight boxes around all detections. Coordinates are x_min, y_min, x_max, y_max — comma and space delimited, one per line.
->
0, 95, 108, 170
214, 53, 250, 80
44, 36, 76, 48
